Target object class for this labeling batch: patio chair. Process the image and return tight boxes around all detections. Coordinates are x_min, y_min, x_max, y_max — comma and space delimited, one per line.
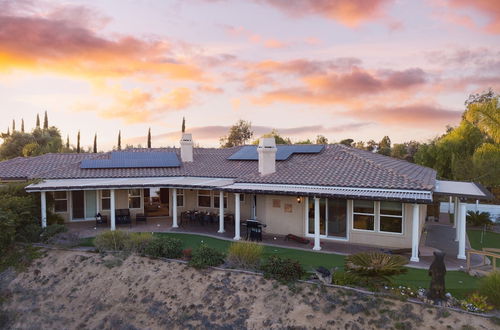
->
115, 209, 131, 226
95, 213, 108, 226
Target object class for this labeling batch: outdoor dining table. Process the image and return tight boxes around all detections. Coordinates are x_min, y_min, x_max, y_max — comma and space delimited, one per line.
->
243, 219, 267, 241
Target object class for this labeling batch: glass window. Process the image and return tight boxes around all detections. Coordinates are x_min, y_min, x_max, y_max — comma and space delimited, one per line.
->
353, 200, 375, 231
53, 191, 67, 213
176, 189, 184, 207
327, 199, 347, 238
128, 189, 141, 209
101, 190, 110, 210
214, 192, 228, 209
379, 202, 403, 233
308, 198, 326, 235
198, 190, 211, 208
239, 194, 245, 202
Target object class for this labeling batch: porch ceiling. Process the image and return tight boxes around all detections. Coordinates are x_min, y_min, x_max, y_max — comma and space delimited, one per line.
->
25, 176, 235, 192
433, 180, 493, 200
221, 183, 433, 203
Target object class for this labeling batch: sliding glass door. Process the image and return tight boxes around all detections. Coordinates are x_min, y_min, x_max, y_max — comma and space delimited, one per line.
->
308, 198, 347, 239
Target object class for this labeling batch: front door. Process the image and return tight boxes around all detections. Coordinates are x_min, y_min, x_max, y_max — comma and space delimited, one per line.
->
72, 190, 85, 219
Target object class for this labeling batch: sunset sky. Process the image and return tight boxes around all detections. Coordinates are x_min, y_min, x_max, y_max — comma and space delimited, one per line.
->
1, 0, 499, 150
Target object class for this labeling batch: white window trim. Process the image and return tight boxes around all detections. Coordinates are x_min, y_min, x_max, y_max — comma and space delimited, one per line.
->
304, 197, 350, 241
197, 190, 212, 208
128, 189, 142, 209
352, 200, 376, 232
378, 202, 405, 235
176, 189, 185, 207
101, 190, 111, 211
350, 200, 405, 235
53, 191, 68, 213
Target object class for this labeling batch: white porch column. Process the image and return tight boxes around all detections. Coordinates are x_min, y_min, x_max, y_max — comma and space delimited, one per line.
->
218, 191, 225, 233
454, 197, 460, 241
40, 191, 47, 228
313, 197, 321, 251
410, 203, 420, 262
458, 201, 467, 260
234, 193, 241, 240
172, 188, 178, 228
110, 189, 116, 231
452, 196, 457, 229
448, 196, 452, 214
96, 190, 100, 215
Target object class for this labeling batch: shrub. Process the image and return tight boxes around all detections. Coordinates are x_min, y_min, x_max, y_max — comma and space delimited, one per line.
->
94, 230, 130, 252
189, 243, 225, 269
125, 232, 154, 254
461, 292, 494, 313
345, 252, 408, 287
40, 224, 68, 243
332, 271, 361, 286
227, 241, 263, 269
261, 256, 305, 284
478, 271, 500, 309
144, 235, 183, 259
466, 211, 492, 227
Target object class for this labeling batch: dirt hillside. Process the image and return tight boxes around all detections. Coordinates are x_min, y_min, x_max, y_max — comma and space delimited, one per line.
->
0, 249, 496, 329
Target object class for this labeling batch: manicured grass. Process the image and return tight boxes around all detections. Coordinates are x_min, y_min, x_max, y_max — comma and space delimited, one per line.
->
468, 229, 500, 251
81, 232, 480, 298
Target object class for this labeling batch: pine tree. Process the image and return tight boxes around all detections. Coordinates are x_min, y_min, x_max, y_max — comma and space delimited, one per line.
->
6, 127, 10, 136
21, 119, 24, 133
43, 111, 49, 129
182, 117, 186, 133
93, 133, 97, 153
66, 135, 70, 149
36, 114, 40, 128
12, 119, 15, 132
76, 131, 81, 153
117, 131, 122, 150
147, 128, 151, 148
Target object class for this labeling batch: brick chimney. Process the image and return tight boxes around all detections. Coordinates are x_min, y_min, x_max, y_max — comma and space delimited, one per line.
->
257, 137, 277, 175
180, 133, 193, 162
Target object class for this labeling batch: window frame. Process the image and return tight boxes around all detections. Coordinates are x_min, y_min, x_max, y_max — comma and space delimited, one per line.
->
214, 192, 228, 209
378, 201, 404, 235
101, 190, 111, 211
128, 189, 142, 209
197, 190, 212, 208
352, 200, 376, 232
176, 189, 184, 207
53, 191, 68, 213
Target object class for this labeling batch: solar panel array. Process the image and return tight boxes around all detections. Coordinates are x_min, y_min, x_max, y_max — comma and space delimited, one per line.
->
228, 145, 324, 161
80, 152, 181, 169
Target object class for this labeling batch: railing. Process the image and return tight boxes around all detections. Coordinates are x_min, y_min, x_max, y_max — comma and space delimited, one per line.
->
466, 248, 500, 273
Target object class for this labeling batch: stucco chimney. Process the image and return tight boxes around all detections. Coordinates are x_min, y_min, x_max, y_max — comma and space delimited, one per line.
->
180, 133, 193, 162
257, 137, 277, 175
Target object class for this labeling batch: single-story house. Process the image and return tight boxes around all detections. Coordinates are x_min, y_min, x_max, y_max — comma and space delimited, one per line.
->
0, 133, 492, 262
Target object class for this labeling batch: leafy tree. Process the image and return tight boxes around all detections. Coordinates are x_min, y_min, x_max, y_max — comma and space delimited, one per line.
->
43, 111, 49, 129
76, 130, 81, 153
35, 114, 40, 128
353, 141, 365, 149
147, 128, 151, 148
391, 143, 406, 159
117, 130, 122, 150
66, 135, 70, 149
220, 120, 253, 148
339, 138, 354, 147
0, 127, 63, 160
315, 135, 328, 144
472, 143, 500, 187
182, 117, 186, 133
366, 139, 377, 151
93, 133, 97, 153
377, 136, 391, 156
21, 119, 24, 133
253, 129, 292, 145
295, 139, 313, 144
464, 90, 499, 144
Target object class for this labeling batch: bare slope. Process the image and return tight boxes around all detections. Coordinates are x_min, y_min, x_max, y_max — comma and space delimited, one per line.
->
0, 250, 494, 329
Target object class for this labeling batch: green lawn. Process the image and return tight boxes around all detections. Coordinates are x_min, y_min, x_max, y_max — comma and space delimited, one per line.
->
80, 232, 479, 298
467, 229, 500, 251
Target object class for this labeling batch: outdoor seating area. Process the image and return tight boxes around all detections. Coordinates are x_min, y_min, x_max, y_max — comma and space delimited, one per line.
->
180, 210, 234, 227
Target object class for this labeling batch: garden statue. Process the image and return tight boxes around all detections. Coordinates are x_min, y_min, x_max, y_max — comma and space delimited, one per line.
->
427, 251, 447, 302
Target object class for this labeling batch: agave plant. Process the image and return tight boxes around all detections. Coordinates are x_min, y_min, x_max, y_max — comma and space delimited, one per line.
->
345, 252, 408, 286
466, 211, 492, 228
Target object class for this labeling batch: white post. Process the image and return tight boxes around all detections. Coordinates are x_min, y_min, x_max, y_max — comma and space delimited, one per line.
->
452, 196, 457, 229
458, 201, 467, 260
110, 189, 116, 231
475, 199, 479, 212
448, 196, 452, 214
234, 193, 241, 240
218, 191, 225, 233
172, 188, 178, 228
40, 191, 47, 228
410, 203, 420, 262
313, 197, 321, 251
96, 190, 100, 215
454, 197, 460, 241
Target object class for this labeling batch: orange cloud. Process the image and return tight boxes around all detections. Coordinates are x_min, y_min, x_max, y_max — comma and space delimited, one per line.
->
0, 4, 206, 81
446, 0, 500, 33
254, 0, 394, 27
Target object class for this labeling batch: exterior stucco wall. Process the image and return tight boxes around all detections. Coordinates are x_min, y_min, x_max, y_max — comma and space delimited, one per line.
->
256, 194, 305, 237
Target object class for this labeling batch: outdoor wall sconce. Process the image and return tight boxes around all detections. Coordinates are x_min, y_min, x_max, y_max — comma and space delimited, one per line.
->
297, 196, 302, 203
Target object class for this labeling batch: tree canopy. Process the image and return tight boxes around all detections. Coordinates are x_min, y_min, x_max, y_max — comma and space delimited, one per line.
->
220, 120, 254, 148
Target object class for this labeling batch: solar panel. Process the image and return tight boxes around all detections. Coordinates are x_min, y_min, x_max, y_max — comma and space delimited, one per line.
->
80, 152, 181, 169
228, 145, 324, 161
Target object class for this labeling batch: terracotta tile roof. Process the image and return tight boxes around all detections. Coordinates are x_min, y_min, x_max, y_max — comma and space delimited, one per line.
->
0, 145, 436, 191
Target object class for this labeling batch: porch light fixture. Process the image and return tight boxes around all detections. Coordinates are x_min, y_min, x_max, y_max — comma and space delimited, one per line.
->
297, 196, 302, 203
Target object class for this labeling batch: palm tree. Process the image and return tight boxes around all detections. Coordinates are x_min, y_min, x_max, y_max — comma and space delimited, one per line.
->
465, 92, 499, 144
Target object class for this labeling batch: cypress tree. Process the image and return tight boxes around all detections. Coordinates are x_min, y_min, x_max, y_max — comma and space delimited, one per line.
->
6, 127, 10, 136
36, 114, 40, 128
182, 117, 186, 133
117, 131, 122, 150
43, 111, 48, 129
147, 128, 151, 148
12, 119, 15, 132
93, 133, 97, 153
21, 119, 24, 133
76, 131, 81, 153
66, 135, 70, 149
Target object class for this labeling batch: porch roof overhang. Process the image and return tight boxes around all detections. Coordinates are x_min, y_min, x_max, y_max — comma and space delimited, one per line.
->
25, 177, 235, 192
433, 180, 493, 200
220, 183, 433, 204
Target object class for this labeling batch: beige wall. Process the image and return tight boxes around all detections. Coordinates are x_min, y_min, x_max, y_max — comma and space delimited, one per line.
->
255, 194, 305, 237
